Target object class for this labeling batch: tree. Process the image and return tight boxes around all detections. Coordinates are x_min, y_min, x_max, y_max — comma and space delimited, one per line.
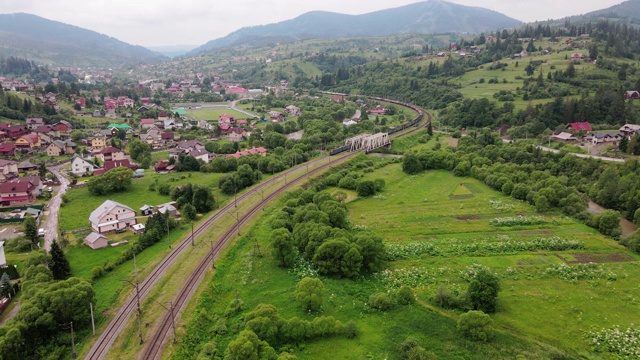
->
23, 217, 38, 245
0, 273, 11, 298
270, 229, 296, 268
128, 139, 152, 162
427, 122, 433, 136
87, 167, 134, 195
467, 268, 500, 313
313, 239, 362, 278
457, 310, 494, 342
598, 210, 622, 238
294, 277, 324, 312
356, 180, 376, 197
402, 153, 423, 174
38, 162, 47, 178
565, 62, 576, 78
182, 203, 197, 221
224, 330, 277, 360
49, 240, 71, 280
192, 185, 216, 213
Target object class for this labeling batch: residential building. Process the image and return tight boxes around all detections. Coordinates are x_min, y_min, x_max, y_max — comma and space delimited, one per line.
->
71, 155, 99, 176
25, 118, 44, 130
140, 118, 156, 129
552, 132, 577, 141
84, 232, 109, 249
625, 91, 640, 101
227, 127, 248, 142
91, 136, 107, 151
15, 134, 41, 150
46, 140, 76, 157
619, 124, 640, 137
566, 122, 592, 133
0, 181, 31, 205
97, 146, 125, 163
89, 200, 137, 234
0, 160, 19, 181
0, 143, 16, 157
94, 159, 137, 176
170, 140, 205, 160
269, 111, 285, 122
285, 105, 301, 116
0, 241, 6, 267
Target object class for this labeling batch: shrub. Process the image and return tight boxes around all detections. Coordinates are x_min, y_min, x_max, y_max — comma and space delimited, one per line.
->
396, 286, 415, 305
345, 321, 358, 339
368, 292, 394, 311
457, 310, 494, 342
294, 277, 324, 312
468, 268, 500, 313
91, 266, 105, 280
356, 180, 376, 197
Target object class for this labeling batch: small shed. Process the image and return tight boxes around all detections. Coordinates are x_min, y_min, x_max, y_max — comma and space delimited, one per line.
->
140, 205, 154, 216
0, 241, 6, 267
157, 203, 180, 218
84, 232, 109, 250
132, 223, 146, 234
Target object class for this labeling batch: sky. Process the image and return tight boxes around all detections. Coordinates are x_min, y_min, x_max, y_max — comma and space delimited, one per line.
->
0, 0, 626, 47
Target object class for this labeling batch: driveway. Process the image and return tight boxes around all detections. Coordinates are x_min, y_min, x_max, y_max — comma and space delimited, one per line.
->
43, 165, 71, 251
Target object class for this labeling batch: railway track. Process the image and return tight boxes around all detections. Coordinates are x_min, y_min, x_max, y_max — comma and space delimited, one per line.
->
85, 98, 431, 360
83, 152, 352, 360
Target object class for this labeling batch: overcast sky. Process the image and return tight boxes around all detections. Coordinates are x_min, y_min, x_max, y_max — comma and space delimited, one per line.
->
0, 0, 625, 47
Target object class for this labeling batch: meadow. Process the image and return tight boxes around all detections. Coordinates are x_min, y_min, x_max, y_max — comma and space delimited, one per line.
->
173, 161, 640, 359
189, 107, 248, 121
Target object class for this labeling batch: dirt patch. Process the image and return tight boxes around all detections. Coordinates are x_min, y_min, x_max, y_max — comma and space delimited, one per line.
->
555, 252, 636, 264
445, 138, 458, 147
456, 216, 481, 221
517, 230, 554, 236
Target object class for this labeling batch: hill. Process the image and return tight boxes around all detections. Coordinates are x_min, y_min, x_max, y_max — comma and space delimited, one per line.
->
548, 0, 640, 26
0, 13, 167, 67
145, 45, 198, 58
190, 0, 521, 54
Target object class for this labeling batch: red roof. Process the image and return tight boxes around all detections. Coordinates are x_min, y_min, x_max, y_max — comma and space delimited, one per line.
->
0, 195, 29, 202
0, 182, 29, 193
34, 125, 53, 133
95, 159, 136, 175
226, 86, 248, 94
140, 118, 155, 125
18, 134, 39, 144
219, 124, 230, 131
161, 132, 174, 140
236, 119, 247, 124
100, 146, 122, 154
567, 122, 592, 132
0, 143, 15, 153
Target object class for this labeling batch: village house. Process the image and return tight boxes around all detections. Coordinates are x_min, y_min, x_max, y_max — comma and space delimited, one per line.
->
227, 127, 248, 142
284, 105, 301, 117
219, 114, 235, 124
25, 118, 44, 131
552, 132, 577, 142
0, 144, 17, 158
140, 118, 156, 129
369, 105, 386, 115
0, 160, 18, 181
46, 140, 77, 156
17, 161, 38, 172
269, 111, 285, 122
0, 241, 6, 267
566, 122, 592, 133
0, 182, 31, 206
14, 134, 41, 150
196, 120, 213, 130
89, 200, 137, 234
91, 136, 107, 151
71, 154, 99, 177
161, 131, 175, 143
84, 232, 109, 250
140, 128, 162, 146
156, 202, 180, 218
570, 53, 584, 61
586, 132, 624, 145
140, 205, 154, 216
97, 146, 125, 163
625, 90, 640, 101
153, 160, 175, 173
94, 159, 137, 176
619, 124, 640, 137
0, 123, 27, 139
169, 139, 205, 160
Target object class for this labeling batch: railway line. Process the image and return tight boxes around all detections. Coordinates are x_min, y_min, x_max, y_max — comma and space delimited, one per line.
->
84, 96, 431, 360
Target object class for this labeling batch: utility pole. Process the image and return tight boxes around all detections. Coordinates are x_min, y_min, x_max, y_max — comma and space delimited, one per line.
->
232, 210, 241, 236
61, 321, 77, 359
156, 300, 177, 344
121, 253, 143, 345
234, 185, 237, 208
90, 303, 96, 336
210, 241, 216, 269
166, 212, 171, 249
191, 221, 194, 246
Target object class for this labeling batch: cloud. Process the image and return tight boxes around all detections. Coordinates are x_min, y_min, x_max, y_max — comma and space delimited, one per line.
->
0, 0, 625, 46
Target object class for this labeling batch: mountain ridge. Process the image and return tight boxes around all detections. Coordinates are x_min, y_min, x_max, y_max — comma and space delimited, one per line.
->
0, 13, 167, 67
190, 1, 522, 54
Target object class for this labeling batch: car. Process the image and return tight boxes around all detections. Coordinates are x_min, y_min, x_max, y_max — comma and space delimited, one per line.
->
115, 228, 126, 234
38, 228, 45, 237
47, 187, 53, 192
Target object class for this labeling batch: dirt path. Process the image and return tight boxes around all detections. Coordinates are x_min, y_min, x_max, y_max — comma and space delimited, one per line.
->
0, 301, 20, 326
44, 165, 71, 251
587, 201, 637, 237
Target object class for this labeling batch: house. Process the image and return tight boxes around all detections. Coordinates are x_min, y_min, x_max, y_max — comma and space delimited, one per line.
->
566, 122, 592, 133
0, 182, 31, 205
156, 202, 180, 218
219, 114, 235, 124
161, 132, 175, 142
269, 111, 285, 122
625, 91, 640, 101
94, 159, 137, 175
552, 132, 577, 141
188, 148, 212, 163
0, 143, 17, 157
163, 119, 183, 130
369, 105, 385, 115
46, 140, 76, 156
131, 223, 146, 234
15, 134, 41, 150
84, 232, 109, 250
0, 160, 19, 180
619, 124, 640, 137
197, 120, 213, 130
0, 241, 6, 267
570, 53, 584, 61
91, 136, 107, 151
587, 132, 624, 145
140, 205, 154, 216
17, 161, 38, 172
89, 200, 137, 234
75, 97, 86, 109
153, 160, 175, 173
284, 105, 301, 116
227, 127, 248, 142
170, 140, 205, 160
140, 128, 161, 146
0, 124, 27, 139
71, 154, 99, 176
97, 146, 125, 162
107, 123, 132, 132
26, 118, 44, 130
140, 118, 156, 129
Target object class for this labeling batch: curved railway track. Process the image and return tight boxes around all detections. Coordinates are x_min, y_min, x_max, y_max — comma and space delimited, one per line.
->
84, 98, 431, 360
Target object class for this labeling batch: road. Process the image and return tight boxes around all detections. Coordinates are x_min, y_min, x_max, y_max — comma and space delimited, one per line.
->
502, 139, 626, 163
230, 100, 260, 118
43, 165, 71, 251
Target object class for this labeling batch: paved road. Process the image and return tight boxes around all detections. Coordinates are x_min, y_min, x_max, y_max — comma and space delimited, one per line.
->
0, 302, 20, 326
43, 165, 71, 251
502, 139, 625, 163
230, 100, 260, 118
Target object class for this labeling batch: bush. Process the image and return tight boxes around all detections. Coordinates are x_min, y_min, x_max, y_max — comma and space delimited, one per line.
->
91, 266, 105, 280
396, 286, 415, 305
368, 292, 394, 311
457, 310, 494, 342
345, 321, 358, 339
434, 285, 468, 310
356, 180, 376, 197
468, 268, 500, 313
294, 277, 324, 312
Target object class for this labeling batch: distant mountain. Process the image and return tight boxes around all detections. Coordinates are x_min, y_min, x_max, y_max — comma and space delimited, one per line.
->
190, 0, 521, 54
552, 0, 640, 26
145, 45, 198, 58
0, 13, 166, 67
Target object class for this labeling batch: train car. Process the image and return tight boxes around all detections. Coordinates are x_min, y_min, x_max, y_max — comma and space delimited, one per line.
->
329, 144, 350, 156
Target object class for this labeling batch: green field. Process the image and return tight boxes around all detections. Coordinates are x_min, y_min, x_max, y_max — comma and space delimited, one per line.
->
175, 163, 640, 359
189, 107, 249, 121
59, 171, 226, 231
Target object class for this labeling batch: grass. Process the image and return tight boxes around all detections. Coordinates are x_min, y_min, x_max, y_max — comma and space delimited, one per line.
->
171, 162, 636, 359
59, 171, 226, 231
189, 108, 249, 122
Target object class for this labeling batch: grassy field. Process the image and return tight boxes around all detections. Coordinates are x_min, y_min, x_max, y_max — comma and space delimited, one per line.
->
172, 161, 640, 359
59, 171, 226, 231
189, 108, 249, 122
